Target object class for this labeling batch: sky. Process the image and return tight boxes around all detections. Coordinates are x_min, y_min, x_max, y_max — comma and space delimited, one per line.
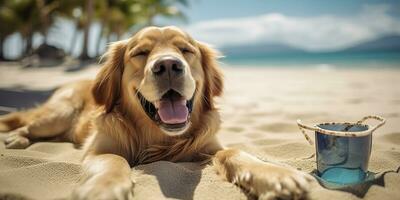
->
157, 0, 400, 51
4, 0, 400, 58
176, 0, 400, 23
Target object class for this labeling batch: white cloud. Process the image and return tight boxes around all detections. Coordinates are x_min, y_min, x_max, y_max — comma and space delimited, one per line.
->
184, 4, 400, 51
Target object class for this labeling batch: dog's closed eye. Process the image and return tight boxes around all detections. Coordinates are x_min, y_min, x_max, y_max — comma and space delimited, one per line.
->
174, 41, 195, 55
179, 47, 194, 54
132, 50, 150, 57
130, 45, 152, 57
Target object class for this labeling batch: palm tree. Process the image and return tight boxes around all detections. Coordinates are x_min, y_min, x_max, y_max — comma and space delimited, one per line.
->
79, 0, 94, 60
0, 0, 42, 59
139, 0, 188, 26
20, 0, 39, 55
94, 0, 108, 56
0, 2, 21, 60
93, 0, 188, 56
52, 0, 82, 55
4, 0, 64, 57
93, 0, 140, 56
53, 0, 91, 59
94, 0, 142, 55
0, 0, 189, 61
34, 0, 63, 43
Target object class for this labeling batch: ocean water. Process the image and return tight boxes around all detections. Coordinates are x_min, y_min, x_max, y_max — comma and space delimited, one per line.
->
221, 51, 400, 68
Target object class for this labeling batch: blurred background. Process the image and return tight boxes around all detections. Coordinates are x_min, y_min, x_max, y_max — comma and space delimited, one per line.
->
0, 0, 400, 113
0, 0, 399, 67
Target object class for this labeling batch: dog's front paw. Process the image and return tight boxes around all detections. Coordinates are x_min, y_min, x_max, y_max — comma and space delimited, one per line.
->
235, 163, 314, 200
72, 176, 134, 200
4, 127, 30, 149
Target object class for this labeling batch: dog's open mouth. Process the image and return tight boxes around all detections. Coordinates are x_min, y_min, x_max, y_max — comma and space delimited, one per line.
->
137, 90, 194, 132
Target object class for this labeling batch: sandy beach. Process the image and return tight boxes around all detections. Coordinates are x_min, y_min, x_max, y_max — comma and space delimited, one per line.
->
0, 64, 399, 200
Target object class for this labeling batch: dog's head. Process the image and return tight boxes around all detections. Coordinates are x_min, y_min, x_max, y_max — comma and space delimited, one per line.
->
92, 26, 223, 136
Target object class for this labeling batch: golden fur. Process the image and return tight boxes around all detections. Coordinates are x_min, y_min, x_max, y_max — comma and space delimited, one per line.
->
0, 26, 313, 200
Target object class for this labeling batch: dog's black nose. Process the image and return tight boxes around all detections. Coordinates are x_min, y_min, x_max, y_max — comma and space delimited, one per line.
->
152, 56, 184, 77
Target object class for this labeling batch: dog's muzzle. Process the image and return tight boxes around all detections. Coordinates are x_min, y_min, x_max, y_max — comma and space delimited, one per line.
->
137, 55, 195, 134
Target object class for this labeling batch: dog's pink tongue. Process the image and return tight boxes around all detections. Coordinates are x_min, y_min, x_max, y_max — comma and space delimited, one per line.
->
157, 99, 188, 124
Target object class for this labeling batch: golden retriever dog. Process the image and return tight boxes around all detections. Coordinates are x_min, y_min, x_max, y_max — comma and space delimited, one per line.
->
0, 26, 313, 200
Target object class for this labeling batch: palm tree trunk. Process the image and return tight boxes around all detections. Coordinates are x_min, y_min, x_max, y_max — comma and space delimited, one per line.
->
0, 36, 4, 60
25, 32, 33, 56
79, 0, 93, 60
36, 0, 49, 44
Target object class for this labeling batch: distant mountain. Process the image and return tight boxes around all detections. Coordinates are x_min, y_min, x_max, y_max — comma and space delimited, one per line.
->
220, 43, 306, 57
220, 35, 400, 56
339, 35, 400, 53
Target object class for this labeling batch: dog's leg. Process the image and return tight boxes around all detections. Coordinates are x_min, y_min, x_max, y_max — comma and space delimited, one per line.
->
0, 112, 25, 132
4, 88, 81, 149
72, 130, 134, 200
212, 148, 314, 200
72, 153, 134, 200
4, 104, 76, 149
1, 111, 32, 148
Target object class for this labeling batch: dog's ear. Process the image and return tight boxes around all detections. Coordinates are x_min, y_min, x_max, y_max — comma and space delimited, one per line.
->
92, 41, 127, 113
198, 42, 224, 109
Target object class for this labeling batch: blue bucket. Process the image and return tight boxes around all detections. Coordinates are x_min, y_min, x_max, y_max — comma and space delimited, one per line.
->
297, 116, 385, 185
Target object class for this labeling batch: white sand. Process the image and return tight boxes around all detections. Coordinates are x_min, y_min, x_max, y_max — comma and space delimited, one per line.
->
0, 65, 400, 199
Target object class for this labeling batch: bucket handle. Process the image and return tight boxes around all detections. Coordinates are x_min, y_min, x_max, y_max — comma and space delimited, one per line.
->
296, 120, 317, 146
354, 115, 386, 133
297, 115, 386, 146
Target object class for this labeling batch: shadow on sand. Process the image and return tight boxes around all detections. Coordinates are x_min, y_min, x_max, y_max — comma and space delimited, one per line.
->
135, 161, 204, 200
0, 88, 53, 115
313, 166, 400, 198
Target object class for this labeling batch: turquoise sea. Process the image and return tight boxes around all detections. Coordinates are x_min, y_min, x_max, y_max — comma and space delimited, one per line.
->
221, 51, 400, 68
